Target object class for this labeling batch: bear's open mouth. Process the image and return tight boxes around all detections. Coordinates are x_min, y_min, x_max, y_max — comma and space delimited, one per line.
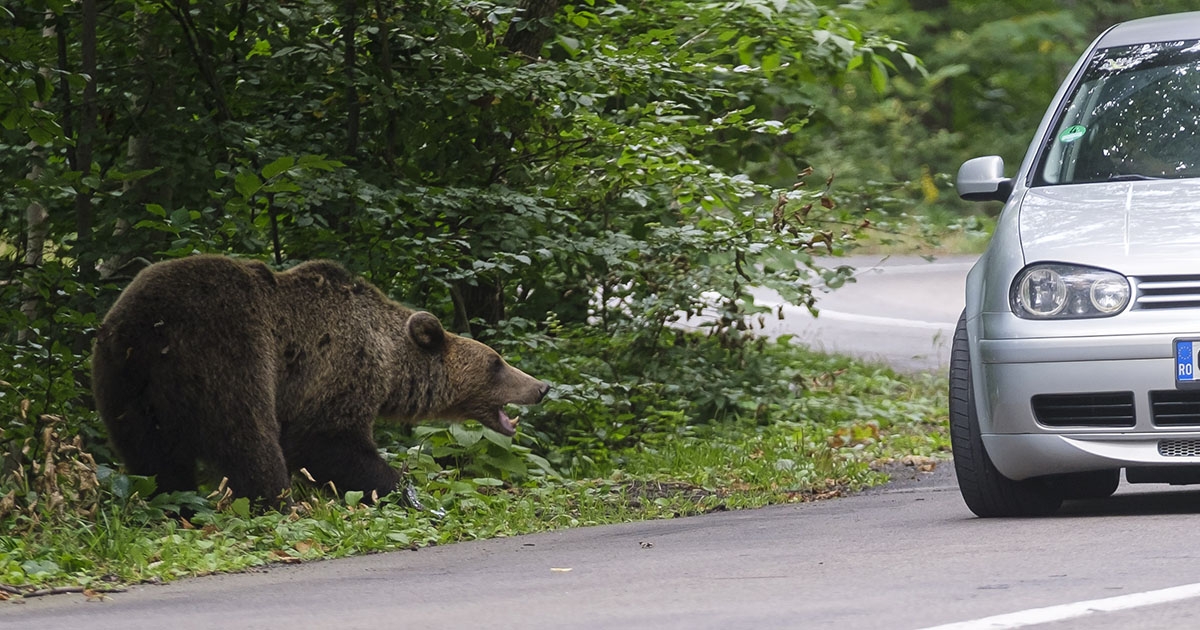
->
496, 408, 519, 436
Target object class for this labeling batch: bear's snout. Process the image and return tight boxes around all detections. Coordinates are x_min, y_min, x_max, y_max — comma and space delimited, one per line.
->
518, 377, 549, 405
497, 361, 551, 406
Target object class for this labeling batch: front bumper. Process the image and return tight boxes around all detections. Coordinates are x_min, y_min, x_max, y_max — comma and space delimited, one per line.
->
977, 327, 1200, 480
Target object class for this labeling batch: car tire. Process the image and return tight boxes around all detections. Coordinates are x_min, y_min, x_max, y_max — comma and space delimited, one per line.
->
1052, 469, 1121, 500
950, 311, 1063, 517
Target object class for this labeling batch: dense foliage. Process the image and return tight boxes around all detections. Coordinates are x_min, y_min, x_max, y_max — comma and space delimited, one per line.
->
1, 0, 910, 526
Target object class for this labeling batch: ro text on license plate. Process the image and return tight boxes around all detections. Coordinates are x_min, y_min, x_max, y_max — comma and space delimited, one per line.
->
1177, 339, 1200, 387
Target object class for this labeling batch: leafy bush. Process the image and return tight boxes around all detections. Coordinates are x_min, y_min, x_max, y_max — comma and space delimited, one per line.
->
1, 0, 912, 509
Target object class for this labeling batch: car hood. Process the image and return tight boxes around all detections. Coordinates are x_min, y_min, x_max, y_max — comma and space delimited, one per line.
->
1019, 180, 1200, 274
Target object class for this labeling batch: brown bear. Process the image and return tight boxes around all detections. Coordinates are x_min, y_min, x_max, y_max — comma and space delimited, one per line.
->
92, 254, 549, 506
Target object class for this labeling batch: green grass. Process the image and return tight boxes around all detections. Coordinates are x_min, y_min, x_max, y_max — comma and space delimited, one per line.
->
0, 345, 949, 595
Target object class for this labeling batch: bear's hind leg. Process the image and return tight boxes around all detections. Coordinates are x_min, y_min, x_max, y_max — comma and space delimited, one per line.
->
207, 438, 293, 509
290, 431, 400, 502
122, 448, 198, 496
105, 406, 198, 495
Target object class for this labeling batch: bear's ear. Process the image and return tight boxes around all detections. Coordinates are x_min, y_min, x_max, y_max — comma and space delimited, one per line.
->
407, 311, 445, 350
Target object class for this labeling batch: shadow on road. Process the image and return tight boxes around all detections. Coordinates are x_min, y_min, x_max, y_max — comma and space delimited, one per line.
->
869, 459, 1200, 518
1058, 487, 1200, 517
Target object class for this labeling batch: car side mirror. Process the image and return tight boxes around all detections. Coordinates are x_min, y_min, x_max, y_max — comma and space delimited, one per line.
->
956, 155, 1014, 202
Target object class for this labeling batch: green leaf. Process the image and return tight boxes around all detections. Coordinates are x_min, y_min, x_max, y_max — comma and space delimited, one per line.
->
130, 475, 158, 499
169, 208, 191, 226
869, 61, 887, 94
486, 449, 528, 475
27, 124, 55, 146
297, 155, 343, 171
235, 171, 262, 198
132, 219, 178, 234
525, 453, 557, 476
449, 480, 477, 495
482, 429, 513, 448
21, 559, 60, 577
262, 180, 301, 194
411, 426, 447, 440
345, 490, 364, 507
108, 167, 161, 182
450, 423, 484, 447
247, 38, 272, 60
556, 35, 581, 56
230, 497, 251, 518
761, 52, 781, 76
262, 156, 295, 179
108, 474, 131, 501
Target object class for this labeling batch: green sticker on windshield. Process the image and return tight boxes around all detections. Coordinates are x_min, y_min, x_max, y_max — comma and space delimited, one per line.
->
1059, 125, 1086, 143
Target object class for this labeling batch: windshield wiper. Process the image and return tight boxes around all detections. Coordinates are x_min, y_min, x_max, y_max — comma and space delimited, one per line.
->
1107, 173, 1162, 181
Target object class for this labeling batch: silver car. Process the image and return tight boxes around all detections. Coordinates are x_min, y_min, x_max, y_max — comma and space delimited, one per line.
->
954, 12, 1200, 516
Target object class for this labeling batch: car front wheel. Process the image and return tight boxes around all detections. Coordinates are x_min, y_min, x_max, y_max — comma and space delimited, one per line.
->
950, 311, 1064, 517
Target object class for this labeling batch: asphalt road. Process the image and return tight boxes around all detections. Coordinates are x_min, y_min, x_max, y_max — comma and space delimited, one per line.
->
12, 466, 1200, 630
11, 253, 1200, 629
747, 253, 975, 373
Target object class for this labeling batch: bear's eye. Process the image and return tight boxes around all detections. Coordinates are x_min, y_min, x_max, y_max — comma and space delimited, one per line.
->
489, 355, 504, 374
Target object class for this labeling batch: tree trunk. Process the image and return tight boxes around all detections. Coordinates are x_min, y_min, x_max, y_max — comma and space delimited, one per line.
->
342, 0, 360, 159
450, 0, 562, 334
19, 13, 55, 342
167, 0, 233, 122
20, 180, 49, 344
451, 277, 506, 338
100, 4, 172, 280
73, 0, 98, 280
373, 0, 396, 166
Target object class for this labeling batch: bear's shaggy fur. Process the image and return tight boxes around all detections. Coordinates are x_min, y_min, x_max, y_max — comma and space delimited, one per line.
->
92, 255, 549, 505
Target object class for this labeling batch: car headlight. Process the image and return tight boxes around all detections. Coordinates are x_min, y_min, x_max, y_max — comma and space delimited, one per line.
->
1010, 264, 1130, 319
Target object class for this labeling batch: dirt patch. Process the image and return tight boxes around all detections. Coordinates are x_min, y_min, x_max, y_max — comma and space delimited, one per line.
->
863, 456, 957, 495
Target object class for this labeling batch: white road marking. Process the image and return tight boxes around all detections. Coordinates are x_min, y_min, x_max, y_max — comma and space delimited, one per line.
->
753, 298, 955, 331
916, 582, 1200, 630
850, 261, 977, 275
792, 308, 955, 331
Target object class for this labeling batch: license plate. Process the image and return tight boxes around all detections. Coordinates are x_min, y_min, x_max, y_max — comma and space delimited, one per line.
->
1177, 339, 1200, 388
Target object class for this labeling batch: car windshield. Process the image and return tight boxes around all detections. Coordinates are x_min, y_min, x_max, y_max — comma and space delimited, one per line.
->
1038, 39, 1200, 185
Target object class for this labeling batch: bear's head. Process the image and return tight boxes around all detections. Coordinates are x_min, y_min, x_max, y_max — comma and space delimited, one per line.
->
407, 311, 550, 436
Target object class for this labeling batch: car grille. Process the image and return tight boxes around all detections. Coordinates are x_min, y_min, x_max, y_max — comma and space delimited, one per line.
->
1150, 390, 1200, 426
1031, 392, 1135, 428
1159, 439, 1200, 457
1134, 275, 1200, 309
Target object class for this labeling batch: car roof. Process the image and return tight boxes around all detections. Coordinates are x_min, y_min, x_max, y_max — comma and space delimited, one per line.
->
1098, 11, 1200, 48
